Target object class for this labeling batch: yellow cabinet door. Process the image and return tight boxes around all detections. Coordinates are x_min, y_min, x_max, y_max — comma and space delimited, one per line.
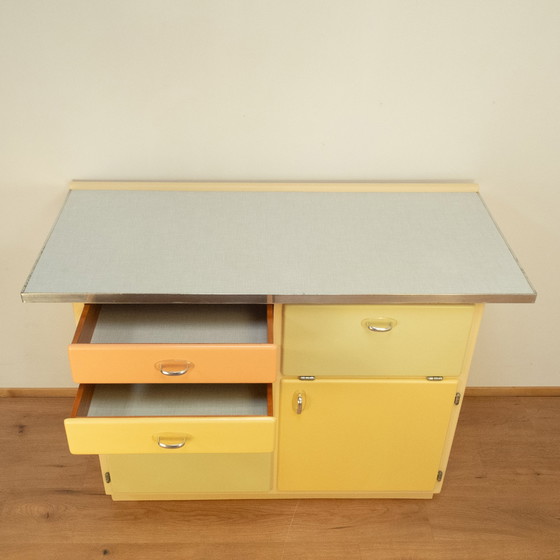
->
102, 453, 274, 495
282, 305, 476, 377
278, 378, 458, 492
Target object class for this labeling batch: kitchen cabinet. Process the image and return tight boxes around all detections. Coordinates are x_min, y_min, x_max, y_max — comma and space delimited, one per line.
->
21, 182, 535, 500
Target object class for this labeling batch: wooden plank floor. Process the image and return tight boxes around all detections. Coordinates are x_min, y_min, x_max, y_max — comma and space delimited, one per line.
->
1, 397, 559, 560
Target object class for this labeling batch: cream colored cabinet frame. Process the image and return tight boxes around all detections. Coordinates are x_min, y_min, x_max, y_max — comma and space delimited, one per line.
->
21, 182, 535, 501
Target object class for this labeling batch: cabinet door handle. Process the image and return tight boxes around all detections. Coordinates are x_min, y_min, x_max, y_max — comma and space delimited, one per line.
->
155, 360, 194, 376
294, 392, 306, 414
157, 436, 186, 449
368, 325, 392, 332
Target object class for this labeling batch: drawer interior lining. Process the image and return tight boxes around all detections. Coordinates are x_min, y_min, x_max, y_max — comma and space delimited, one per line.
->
90, 304, 269, 344
86, 384, 270, 417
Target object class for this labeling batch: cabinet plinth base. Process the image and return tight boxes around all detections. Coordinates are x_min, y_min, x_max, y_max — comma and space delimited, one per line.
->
98, 455, 439, 501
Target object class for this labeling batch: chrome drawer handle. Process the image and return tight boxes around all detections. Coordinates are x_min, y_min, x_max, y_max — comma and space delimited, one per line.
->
157, 436, 186, 449
155, 360, 194, 376
361, 317, 397, 333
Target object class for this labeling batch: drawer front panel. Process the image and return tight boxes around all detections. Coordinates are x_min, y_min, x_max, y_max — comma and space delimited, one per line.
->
69, 344, 277, 383
103, 453, 273, 494
65, 416, 276, 455
66, 383, 275, 455
282, 304, 476, 377
70, 304, 276, 383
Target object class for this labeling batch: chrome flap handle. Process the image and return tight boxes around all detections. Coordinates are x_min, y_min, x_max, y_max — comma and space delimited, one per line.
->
361, 317, 397, 333
368, 325, 392, 332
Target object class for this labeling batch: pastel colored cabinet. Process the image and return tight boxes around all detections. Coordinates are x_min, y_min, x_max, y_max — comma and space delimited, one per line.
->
21, 183, 536, 501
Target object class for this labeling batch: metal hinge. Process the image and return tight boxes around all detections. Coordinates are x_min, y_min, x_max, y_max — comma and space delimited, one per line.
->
437, 470, 443, 482
454, 392, 461, 405
298, 376, 316, 381
426, 376, 444, 381
105, 472, 111, 484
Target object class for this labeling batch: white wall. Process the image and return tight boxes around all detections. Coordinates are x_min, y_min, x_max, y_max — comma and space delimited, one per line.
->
1, 0, 558, 387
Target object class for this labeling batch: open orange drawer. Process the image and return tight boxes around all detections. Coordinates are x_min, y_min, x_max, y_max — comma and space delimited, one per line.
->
69, 304, 277, 384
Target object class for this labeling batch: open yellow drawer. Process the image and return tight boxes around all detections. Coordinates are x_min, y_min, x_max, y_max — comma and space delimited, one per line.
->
282, 304, 477, 377
69, 304, 276, 383
65, 383, 275, 455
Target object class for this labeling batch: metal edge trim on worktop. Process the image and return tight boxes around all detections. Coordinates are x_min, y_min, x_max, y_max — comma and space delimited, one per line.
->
21, 292, 537, 304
